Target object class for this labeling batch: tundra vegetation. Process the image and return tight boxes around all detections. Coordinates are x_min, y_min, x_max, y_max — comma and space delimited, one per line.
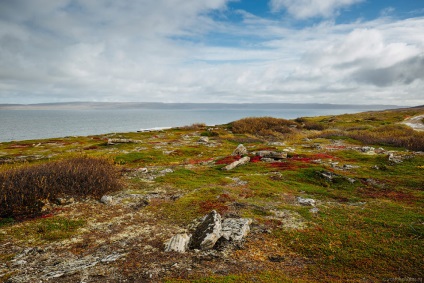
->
0, 107, 423, 282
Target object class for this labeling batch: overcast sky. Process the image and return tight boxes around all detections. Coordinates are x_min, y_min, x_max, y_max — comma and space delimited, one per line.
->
0, 0, 423, 105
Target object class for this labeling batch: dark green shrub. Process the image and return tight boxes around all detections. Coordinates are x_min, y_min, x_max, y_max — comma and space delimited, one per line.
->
0, 157, 122, 218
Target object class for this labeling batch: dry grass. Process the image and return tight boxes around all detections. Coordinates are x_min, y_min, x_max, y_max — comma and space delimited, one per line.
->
231, 117, 298, 137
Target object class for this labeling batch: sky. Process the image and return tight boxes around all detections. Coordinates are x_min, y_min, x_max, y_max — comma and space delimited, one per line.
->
0, 0, 424, 106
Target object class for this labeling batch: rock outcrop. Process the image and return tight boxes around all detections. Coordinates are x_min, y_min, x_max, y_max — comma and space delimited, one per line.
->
189, 210, 222, 250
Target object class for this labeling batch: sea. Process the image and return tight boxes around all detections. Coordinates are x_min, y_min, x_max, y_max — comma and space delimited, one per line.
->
0, 107, 390, 142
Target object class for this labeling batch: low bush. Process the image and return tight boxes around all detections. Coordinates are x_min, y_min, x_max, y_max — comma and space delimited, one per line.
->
231, 117, 297, 136
0, 157, 122, 218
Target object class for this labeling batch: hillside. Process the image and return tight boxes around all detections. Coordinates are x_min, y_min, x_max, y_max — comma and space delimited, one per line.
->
0, 107, 423, 282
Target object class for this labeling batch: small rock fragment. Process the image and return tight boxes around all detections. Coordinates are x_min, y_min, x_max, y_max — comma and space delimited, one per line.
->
164, 234, 191, 253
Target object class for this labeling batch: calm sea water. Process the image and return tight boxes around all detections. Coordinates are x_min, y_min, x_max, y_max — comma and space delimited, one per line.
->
0, 108, 375, 142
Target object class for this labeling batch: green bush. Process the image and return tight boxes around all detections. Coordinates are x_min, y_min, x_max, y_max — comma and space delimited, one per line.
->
0, 157, 122, 218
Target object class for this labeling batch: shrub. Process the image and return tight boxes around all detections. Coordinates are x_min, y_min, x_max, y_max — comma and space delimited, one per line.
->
0, 157, 122, 218
231, 117, 297, 136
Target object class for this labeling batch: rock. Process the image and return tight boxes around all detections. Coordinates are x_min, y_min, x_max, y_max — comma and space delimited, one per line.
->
261, 158, 276, 162
222, 156, 250, 170
232, 144, 248, 156
107, 138, 141, 145
190, 210, 222, 250
321, 171, 337, 181
137, 167, 148, 173
256, 151, 287, 159
164, 233, 191, 253
309, 207, 319, 214
55, 197, 74, 205
159, 168, 174, 174
296, 196, 316, 206
221, 218, 252, 241
268, 141, 285, 146
198, 137, 209, 143
388, 153, 402, 163
100, 195, 114, 205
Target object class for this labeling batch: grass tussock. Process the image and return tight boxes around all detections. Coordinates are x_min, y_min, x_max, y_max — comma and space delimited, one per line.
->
0, 157, 122, 218
231, 117, 297, 136
314, 124, 424, 151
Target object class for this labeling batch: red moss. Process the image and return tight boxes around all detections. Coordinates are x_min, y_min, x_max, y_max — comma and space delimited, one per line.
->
250, 156, 262, 163
215, 155, 241, 165
268, 162, 308, 170
199, 200, 229, 214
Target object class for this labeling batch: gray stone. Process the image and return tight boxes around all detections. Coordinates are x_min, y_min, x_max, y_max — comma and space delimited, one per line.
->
222, 156, 250, 170
189, 210, 222, 250
100, 195, 114, 205
296, 196, 316, 206
164, 233, 191, 253
107, 138, 142, 145
221, 218, 252, 241
232, 144, 248, 156
55, 197, 74, 205
256, 151, 287, 159
198, 137, 209, 143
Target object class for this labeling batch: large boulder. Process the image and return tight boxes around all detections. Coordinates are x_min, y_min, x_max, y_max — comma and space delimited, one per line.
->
221, 218, 252, 241
232, 144, 248, 156
189, 210, 222, 250
164, 233, 191, 253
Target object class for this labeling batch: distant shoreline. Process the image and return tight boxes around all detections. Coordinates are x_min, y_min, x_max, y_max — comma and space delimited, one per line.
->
0, 102, 403, 111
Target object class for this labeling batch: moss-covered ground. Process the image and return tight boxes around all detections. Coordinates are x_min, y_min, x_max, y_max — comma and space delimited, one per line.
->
0, 107, 423, 282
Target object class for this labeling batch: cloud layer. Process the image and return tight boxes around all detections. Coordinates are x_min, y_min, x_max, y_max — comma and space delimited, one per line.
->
0, 0, 423, 105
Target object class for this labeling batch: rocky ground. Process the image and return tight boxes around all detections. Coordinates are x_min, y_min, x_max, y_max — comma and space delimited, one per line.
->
1, 108, 423, 282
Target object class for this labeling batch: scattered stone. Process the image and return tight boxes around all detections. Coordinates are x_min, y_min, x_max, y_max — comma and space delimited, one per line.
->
137, 167, 148, 173
55, 197, 74, 205
346, 177, 356, 184
309, 207, 319, 214
107, 138, 142, 145
100, 195, 114, 205
222, 156, 250, 171
296, 197, 316, 206
221, 218, 252, 242
256, 151, 287, 159
268, 141, 285, 146
321, 171, 337, 181
343, 164, 359, 170
388, 153, 403, 164
283, 147, 295, 152
164, 234, 191, 253
232, 144, 248, 156
190, 210, 222, 250
198, 137, 209, 143
372, 165, 380, 170
261, 158, 275, 162
159, 168, 174, 174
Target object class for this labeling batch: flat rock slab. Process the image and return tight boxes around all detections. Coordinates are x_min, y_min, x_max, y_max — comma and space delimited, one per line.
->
296, 196, 316, 206
221, 218, 252, 241
222, 156, 250, 171
190, 210, 222, 250
256, 151, 287, 159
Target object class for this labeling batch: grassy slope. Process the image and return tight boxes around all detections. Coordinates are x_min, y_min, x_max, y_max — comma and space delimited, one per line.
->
0, 107, 423, 282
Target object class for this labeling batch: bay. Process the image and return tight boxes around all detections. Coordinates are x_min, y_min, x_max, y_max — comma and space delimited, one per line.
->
0, 107, 384, 142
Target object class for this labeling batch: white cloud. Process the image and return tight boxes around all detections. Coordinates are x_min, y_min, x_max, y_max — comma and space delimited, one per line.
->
0, 1, 423, 106
269, 0, 363, 19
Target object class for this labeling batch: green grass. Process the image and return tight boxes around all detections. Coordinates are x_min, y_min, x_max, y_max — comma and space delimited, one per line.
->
10, 217, 85, 242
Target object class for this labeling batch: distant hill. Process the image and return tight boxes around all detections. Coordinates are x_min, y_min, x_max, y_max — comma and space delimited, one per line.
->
0, 102, 403, 110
